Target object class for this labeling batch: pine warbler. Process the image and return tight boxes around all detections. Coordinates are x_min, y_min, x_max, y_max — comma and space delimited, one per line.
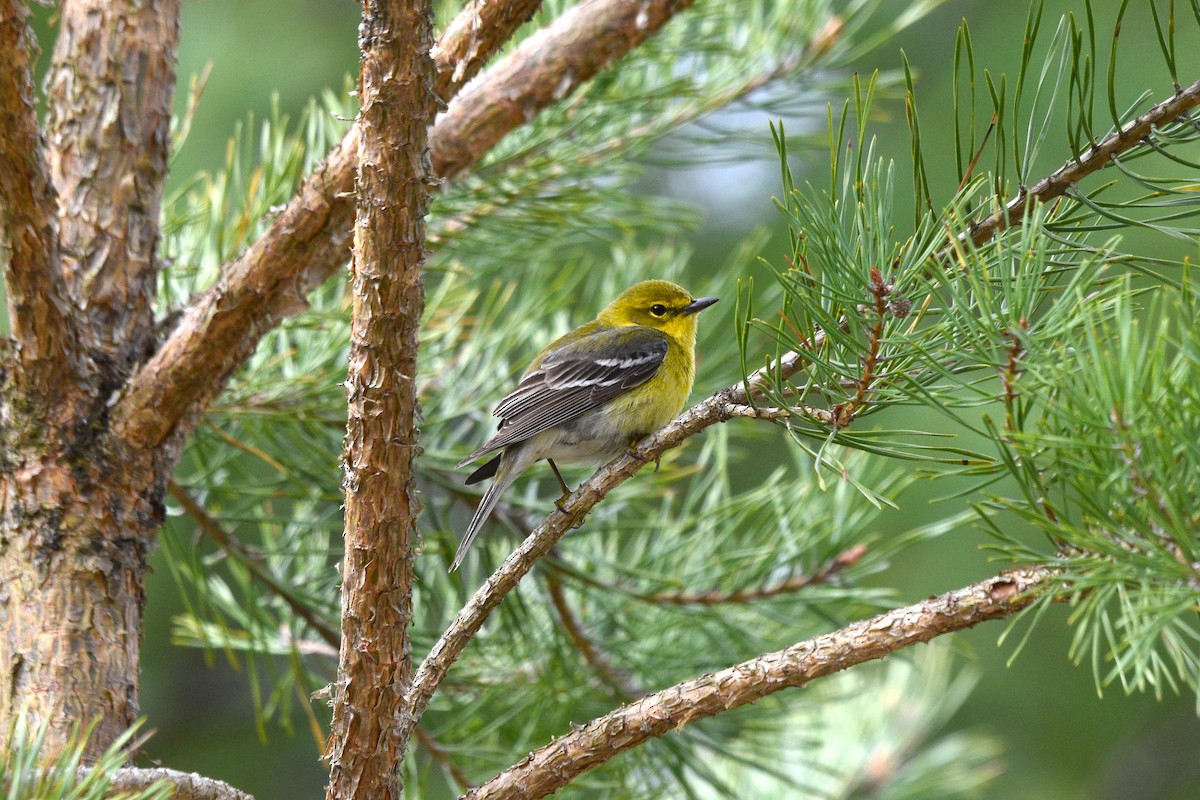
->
453, 279, 718, 569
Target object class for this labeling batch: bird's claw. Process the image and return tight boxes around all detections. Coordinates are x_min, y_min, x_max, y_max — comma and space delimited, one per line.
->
626, 440, 661, 472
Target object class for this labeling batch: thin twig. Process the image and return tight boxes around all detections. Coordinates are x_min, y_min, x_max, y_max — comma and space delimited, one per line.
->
413, 725, 473, 793
166, 481, 339, 649
634, 544, 867, 606
464, 567, 1053, 799
833, 268, 891, 427
961, 78, 1200, 251
543, 573, 641, 698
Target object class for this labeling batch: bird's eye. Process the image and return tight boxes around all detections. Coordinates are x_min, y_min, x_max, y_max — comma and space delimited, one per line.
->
650, 304, 667, 317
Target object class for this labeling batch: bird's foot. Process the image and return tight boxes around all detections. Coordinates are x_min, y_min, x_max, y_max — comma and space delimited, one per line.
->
626, 436, 661, 472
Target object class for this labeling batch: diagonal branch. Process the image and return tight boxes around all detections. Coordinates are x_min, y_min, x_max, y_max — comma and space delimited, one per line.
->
964, 78, 1200, 249
466, 567, 1052, 799
544, 572, 642, 698
432, 0, 544, 103
46, 0, 181, 369
112, 0, 696, 449
0, 0, 81, 392
413, 725, 473, 794
431, 0, 697, 180
167, 480, 340, 649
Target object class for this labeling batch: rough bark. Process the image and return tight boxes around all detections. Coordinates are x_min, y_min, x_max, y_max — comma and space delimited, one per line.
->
0, 0, 179, 764
432, 0, 544, 103
322, 0, 435, 797
0, 436, 163, 761
0, 0, 83, 399
46, 0, 180, 374
467, 569, 1052, 799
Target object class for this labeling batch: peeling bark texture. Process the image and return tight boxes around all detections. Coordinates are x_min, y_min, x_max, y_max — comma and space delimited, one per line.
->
322, 0, 435, 798
0, 441, 163, 761
112, 0, 691, 450
466, 569, 1052, 799
47, 0, 181, 374
1, 0, 178, 765
430, 0, 697, 180
0, 0, 82, 396
432, 0, 543, 102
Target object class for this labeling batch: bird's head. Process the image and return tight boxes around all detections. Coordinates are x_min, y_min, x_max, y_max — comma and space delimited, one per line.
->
597, 280, 719, 346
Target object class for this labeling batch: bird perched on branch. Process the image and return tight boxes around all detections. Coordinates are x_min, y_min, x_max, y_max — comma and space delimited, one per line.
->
453, 279, 718, 570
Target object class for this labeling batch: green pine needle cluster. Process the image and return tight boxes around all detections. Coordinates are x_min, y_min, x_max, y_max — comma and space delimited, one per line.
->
1, 715, 170, 800
749, 1, 1200, 711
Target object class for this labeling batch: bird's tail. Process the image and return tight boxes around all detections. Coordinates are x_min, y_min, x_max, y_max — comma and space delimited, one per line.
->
451, 446, 527, 570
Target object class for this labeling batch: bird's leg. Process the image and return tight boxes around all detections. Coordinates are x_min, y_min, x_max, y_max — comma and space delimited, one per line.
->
548, 459, 573, 511
626, 435, 661, 472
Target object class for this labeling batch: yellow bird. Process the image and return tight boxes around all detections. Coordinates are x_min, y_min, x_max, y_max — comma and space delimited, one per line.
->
453, 279, 718, 569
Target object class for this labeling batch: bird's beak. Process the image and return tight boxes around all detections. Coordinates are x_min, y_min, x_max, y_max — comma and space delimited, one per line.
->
683, 296, 719, 315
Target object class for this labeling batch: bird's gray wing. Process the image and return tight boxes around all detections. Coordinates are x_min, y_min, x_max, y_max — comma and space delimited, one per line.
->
458, 326, 667, 465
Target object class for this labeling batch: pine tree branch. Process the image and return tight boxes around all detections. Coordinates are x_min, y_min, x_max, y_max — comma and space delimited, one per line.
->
109, 0, 541, 449
634, 544, 867, 606
100, 768, 254, 800
963, 78, 1200, 250
400, 347, 818, 742
112, 0, 695, 449
431, 0, 696, 180
0, 0, 81, 393
323, 0, 435, 797
110, 0, 543, 453
46, 0, 180, 369
432, 0, 544, 102
465, 567, 1052, 799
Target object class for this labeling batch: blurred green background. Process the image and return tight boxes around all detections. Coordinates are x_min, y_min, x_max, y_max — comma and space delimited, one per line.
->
61, 0, 1196, 796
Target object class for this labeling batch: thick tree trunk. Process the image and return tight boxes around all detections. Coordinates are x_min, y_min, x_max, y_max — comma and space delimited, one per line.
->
0, 433, 163, 760
0, 0, 179, 762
